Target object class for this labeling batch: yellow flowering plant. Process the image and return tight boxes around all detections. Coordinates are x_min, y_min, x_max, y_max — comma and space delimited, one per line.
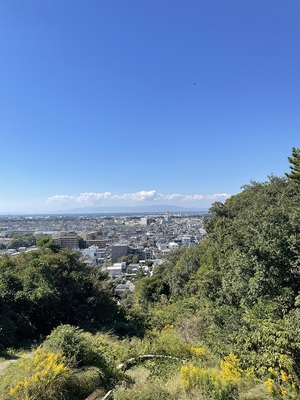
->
263, 354, 299, 399
180, 364, 237, 400
9, 347, 69, 400
220, 354, 243, 381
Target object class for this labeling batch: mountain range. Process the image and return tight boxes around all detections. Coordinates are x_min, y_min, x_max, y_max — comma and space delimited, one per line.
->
57, 204, 209, 214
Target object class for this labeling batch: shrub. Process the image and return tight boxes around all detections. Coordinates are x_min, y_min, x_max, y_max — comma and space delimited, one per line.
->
95, 333, 145, 365
262, 354, 300, 399
42, 324, 105, 368
143, 326, 191, 358
64, 367, 106, 400
7, 348, 69, 400
220, 354, 244, 381
0, 313, 16, 349
180, 364, 237, 400
42, 324, 121, 389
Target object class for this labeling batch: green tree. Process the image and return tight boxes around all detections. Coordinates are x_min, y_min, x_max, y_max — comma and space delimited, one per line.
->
7, 234, 36, 249
0, 247, 120, 346
36, 234, 60, 252
286, 147, 300, 184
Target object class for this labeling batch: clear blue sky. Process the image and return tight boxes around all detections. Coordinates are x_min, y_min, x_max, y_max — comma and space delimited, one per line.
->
0, 0, 299, 213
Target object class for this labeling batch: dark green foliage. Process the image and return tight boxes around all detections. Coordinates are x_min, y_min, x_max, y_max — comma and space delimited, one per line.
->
199, 175, 300, 369
0, 299, 17, 348
0, 247, 119, 347
118, 253, 140, 264
36, 234, 60, 252
42, 325, 106, 368
204, 176, 300, 307
131, 151, 300, 381
286, 147, 300, 184
134, 246, 203, 309
116, 290, 147, 337
7, 234, 36, 250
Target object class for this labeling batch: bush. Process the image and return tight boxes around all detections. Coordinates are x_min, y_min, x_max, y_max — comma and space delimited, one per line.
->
42, 324, 121, 389
4, 348, 69, 400
42, 324, 105, 368
64, 367, 106, 400
0, 327, 124, 400
143, 326, 191, 358
95, 333, 145, 365
180, 364, 237, 400
0, 312, 17, 349
262, 354, 300, 399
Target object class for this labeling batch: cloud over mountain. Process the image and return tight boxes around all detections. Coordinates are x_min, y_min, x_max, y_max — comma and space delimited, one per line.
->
46, 190, 231, 210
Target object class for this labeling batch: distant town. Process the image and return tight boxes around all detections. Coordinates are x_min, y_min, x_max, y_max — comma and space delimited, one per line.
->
0, 212, 208, 281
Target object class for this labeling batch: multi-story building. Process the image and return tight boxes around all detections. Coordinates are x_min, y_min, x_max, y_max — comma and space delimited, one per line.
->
54, 236, 79, 249
111, 244, 130, 263
86, 239, 108, 248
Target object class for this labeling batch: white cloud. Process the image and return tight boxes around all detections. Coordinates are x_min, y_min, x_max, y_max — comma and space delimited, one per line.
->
75, 192, 112, 203
47, 192, 112, 204
47, 195, 76, 203
46, 190, 231, 207
157, 193, 231, 202
113, 190, 158, 202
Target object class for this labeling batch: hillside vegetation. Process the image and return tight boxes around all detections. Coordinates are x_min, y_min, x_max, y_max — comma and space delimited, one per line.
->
1, 148, 300, 399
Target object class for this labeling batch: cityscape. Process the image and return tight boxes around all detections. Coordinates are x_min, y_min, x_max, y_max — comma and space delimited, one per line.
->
1, 1, 299, 398
0, 211, 208, 280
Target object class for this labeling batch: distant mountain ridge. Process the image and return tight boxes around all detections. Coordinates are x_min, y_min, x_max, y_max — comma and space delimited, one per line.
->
58, 204, 208, 214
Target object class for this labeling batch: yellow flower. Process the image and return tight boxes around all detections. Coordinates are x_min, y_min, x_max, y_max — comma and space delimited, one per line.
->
280, 369, 291, 383
23, 379, 29, 388
189, 346, 206, 356
9, 387, 17, 396
220, 354, 243, 381
264, 378, 274, 393
9, 349, 69, 398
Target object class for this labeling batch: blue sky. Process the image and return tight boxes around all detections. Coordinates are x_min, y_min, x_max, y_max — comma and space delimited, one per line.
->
0, 0, 299, 213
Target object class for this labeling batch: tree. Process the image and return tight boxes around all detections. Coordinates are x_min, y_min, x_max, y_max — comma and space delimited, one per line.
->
36, 234, 60, 252
7, 234, 36, 249
0, 247, 120, 346
286, 147, 300, 184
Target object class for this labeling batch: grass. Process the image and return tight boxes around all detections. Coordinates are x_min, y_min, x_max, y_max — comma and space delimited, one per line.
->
0, 349, 22, 362
0, 360, 24, 399
0, 340, 38, 362
0, 328, 276, 400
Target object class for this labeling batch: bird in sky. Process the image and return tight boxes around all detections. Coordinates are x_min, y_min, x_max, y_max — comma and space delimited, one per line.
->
193, 82, 196, 85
